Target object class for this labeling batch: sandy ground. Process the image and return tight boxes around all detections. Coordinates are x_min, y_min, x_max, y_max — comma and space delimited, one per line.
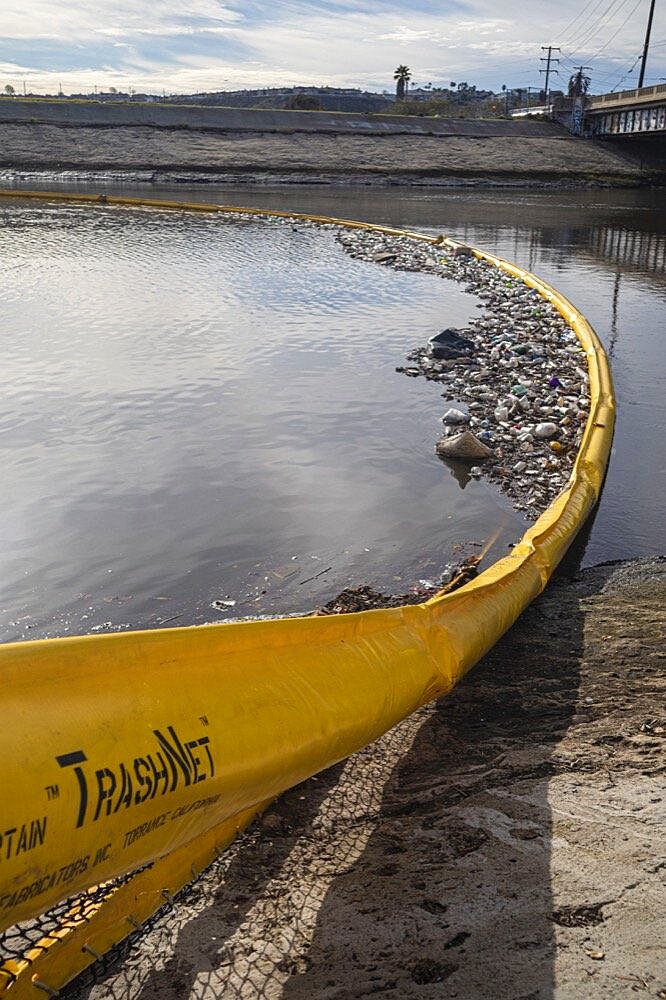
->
64, 555, 666, 1000
0, 124, 652, 184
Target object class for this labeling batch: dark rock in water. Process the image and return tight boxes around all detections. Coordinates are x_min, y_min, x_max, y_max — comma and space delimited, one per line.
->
428, 327, 475, 360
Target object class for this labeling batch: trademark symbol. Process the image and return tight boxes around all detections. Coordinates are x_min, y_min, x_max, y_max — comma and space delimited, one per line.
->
45, 784, 60, 800
199, 715, 209, 727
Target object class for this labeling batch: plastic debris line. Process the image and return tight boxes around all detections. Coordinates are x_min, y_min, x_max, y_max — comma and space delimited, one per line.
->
0, 191, 615, 997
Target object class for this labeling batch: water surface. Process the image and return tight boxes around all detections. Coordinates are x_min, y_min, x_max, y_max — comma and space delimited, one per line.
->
2, 184, 663, 641
139, 183, 664, 570
0, 201, 523, 640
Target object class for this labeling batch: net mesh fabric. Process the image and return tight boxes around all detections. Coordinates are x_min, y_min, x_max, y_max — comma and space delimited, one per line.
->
0, 869, 146, 988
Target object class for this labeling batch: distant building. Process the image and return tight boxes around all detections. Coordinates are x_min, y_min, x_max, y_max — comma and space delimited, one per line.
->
406, 88, 442, 102
401, 86, 495, 105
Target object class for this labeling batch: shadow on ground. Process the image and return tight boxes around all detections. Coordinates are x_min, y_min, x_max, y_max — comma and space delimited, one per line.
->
68, 555, 666, 999
278, 570, 588, 1000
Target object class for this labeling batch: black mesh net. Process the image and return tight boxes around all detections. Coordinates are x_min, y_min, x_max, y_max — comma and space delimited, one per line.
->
0, 868, 147, 989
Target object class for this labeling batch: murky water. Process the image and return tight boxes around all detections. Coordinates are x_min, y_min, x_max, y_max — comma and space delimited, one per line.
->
135, 183, 664, 570
1, 186, 664, 642
0, 200, 526, 641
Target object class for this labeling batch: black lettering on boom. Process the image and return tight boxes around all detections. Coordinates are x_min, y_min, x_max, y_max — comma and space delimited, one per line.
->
55, 724, 216, 828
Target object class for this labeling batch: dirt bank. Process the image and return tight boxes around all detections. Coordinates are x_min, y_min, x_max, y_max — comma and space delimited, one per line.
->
0, 123, 659, 186
66, 556, 666, 999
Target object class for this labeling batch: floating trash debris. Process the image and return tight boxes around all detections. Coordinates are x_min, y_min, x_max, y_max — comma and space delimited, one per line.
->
336, 229, 591, 521
442, 407, 470, 426
428, 327, 475, 360
534, 422, 559, 439
212, 598, 237, 609
313, 554, 482, 615
436, 429, 493, 461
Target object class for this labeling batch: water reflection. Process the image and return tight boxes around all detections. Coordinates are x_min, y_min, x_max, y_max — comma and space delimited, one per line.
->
438, 456, 473, 490
588, 224, 666, 274
0, 202, 524, 642
150, 184, 660, 571
1, 185, 663, 638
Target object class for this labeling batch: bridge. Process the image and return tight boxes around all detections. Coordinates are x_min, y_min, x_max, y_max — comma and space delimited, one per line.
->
585, 83, 666, 139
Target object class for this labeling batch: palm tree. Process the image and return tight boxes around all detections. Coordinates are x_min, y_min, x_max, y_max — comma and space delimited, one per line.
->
568, 69, 591, 99
394, 65, 411, 100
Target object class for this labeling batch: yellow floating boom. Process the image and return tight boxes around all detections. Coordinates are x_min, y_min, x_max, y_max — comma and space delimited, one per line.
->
0, 191, 614, 996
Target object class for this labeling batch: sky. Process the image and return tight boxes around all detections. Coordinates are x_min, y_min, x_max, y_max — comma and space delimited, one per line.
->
1, 0, 665, 97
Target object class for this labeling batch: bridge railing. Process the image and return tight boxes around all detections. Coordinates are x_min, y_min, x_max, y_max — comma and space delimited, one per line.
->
588, 83, 666, 110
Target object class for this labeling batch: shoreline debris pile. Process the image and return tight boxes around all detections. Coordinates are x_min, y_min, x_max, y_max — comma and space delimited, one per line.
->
314, 554, 481, 614
338, 230, 591, 521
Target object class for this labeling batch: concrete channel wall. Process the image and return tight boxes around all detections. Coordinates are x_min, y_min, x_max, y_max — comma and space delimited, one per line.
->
0, 98, 660, 185
0, 97, 566, 138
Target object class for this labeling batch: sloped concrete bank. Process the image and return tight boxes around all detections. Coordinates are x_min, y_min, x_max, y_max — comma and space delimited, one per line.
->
0, 123, 661, 187
0, 97, 567, 137
66, 557, 665, 999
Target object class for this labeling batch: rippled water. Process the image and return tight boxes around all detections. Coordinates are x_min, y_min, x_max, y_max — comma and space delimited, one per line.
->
132, 183, 663, 571
4, 186, 664, 642
0, 201, 525, 641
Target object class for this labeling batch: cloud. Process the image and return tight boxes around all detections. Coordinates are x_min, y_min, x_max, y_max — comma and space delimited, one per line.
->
378, 20, 508, 44
1, 0, 664, 94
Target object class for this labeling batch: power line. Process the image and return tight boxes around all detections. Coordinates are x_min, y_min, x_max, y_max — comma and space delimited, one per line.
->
559, 53, 588, 71
602, 7, 666, 94
586, 0, 646, 61
565, 0, 626, 56
558, 0, 609, 46
566, 0, 634, 60
593, 51, 642, 86
609, 52, 644, 90
561, 0, 619, 49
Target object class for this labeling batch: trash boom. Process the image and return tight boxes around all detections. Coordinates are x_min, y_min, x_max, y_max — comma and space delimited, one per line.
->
0, 192, 615, 934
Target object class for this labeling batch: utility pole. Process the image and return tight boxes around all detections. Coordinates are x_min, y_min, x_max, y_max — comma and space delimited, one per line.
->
638, 0, 656, 88
540, 45, 560, 107
570, 66, 592, 134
